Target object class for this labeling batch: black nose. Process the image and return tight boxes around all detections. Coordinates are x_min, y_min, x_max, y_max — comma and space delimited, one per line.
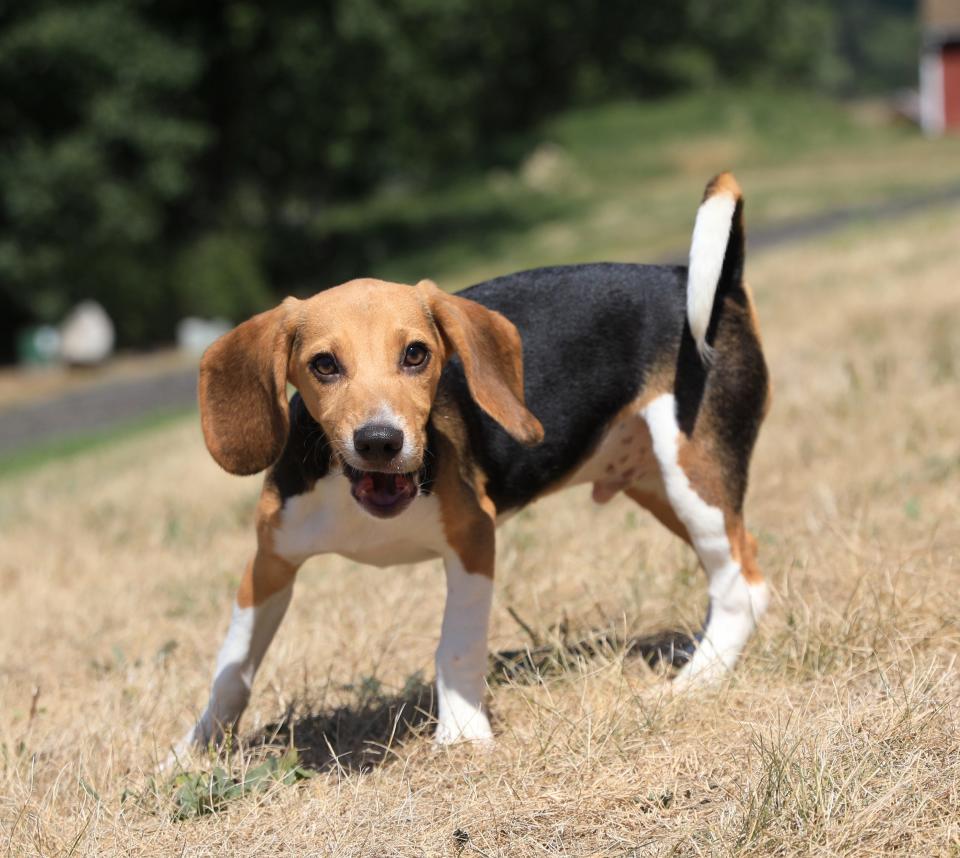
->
353, 423, 404, 465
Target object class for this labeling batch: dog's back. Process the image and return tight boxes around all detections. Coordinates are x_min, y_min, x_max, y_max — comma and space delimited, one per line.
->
443, 187, 769, 517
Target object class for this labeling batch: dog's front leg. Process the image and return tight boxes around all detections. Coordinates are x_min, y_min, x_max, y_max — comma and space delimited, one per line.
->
176, 550, 298, 755
434, 553, 494, 745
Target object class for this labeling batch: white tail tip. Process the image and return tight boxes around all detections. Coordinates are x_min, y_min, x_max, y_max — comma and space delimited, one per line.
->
687, 174, 741, 364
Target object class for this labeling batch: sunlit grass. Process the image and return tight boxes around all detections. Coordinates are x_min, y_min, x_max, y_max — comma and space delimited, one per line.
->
317, 89, 960, 291
2, 195, 959, 853
3, 90, 960, 854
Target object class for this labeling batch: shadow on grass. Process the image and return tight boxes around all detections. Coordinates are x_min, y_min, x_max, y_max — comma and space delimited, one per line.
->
252, 681, 437, 774
248, 625, 697, 776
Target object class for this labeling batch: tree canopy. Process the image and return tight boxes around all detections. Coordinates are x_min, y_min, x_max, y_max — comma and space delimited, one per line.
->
0, 0, 918, 357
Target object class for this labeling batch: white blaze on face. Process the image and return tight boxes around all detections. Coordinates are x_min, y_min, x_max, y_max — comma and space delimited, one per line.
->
377, 402, 419, 464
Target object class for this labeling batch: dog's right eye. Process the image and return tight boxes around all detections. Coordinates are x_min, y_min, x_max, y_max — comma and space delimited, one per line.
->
311, 353, 340, 378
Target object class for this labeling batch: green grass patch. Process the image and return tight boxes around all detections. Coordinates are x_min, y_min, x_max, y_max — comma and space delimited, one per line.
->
163, 750, 314, 820
312, 88, 960, 291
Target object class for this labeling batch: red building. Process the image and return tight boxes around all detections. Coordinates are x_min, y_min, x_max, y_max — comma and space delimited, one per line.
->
921, 0, 960, 133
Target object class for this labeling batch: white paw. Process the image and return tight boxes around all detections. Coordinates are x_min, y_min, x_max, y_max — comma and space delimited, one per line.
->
160, 717, 223, 772
160, 730, 198, 773
434, 711, 494, 747
672, 654, 731, 691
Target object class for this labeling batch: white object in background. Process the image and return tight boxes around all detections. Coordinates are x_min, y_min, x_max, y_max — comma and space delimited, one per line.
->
920, 49, 945, 135
176, 317, 232, 356
59, 301, 115, 365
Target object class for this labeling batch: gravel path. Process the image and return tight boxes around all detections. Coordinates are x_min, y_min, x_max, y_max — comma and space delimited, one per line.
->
0, 367, 198, 456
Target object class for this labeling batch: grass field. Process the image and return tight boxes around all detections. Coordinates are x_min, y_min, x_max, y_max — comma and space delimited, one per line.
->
2, 102, 960, 854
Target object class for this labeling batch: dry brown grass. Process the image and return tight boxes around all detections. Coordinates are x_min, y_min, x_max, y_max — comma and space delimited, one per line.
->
2, 204, 960, 856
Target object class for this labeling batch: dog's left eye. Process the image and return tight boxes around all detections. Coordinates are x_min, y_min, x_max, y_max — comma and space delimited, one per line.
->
402, 342, 429, 368
311, 353, 340, 378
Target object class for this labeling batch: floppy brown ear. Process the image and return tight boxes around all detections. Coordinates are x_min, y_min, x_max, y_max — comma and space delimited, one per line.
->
417, 279, 544, 446
198, 298, 300, 475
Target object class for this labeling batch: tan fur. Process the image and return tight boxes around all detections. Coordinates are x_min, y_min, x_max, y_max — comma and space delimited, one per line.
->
286, 280, 446, 473
703, 171, 741, 201
434, 430, 496, 577
674, 429, 765, 586
199, 299, 299, 475
417, 280, 544, 447
235, 552, 299, 609
676, 437, 728, 509
236, 487, 299, 608
597, 367, 677, 502
727, 520, 764, 586
428, 390, 497, 576
625, 487, 690, 542
743, 282, 774, 419
199, 278, 542, 480
532, 364, 675, 506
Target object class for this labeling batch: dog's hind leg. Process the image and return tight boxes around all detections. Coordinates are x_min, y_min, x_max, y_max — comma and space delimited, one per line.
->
641, 393, 768, 687
176, 549, 299, 754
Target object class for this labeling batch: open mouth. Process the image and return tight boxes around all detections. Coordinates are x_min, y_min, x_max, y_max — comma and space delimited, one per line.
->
344, 466, 419, 518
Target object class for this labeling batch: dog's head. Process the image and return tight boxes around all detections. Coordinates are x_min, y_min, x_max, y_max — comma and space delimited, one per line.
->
198, 278, 543, 518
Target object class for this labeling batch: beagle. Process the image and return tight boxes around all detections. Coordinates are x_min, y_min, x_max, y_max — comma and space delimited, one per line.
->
179, 172, 770, 750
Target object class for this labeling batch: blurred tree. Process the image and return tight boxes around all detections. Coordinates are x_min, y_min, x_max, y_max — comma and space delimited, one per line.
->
172, 230, 270, 320
0, 0, 919, 354
0, 1, 209, 345
833, 0, 919, 93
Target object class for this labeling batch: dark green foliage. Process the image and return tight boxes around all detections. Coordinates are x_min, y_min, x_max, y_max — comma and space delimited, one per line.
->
0, 1, 208, 346
833, 0, 920, 94
0, 0, 918, 353
172, 231, 270, 320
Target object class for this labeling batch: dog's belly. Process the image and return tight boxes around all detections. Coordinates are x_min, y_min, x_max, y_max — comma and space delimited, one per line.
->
273, 477, 446, 567
563, 403, 664, 503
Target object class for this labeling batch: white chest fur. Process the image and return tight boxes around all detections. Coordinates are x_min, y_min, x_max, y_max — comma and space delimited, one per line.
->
272, 475, 447, 567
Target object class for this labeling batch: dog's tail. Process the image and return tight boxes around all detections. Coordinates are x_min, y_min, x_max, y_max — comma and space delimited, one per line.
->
686, 172, 744, 365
